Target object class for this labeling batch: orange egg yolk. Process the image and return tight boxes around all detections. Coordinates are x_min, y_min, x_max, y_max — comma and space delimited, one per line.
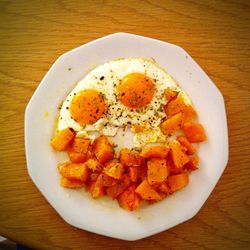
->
118, 73, 155, 109
70, 89, 105, 125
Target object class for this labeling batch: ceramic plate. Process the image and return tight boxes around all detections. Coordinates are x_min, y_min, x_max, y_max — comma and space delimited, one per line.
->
25, 33, 228, 240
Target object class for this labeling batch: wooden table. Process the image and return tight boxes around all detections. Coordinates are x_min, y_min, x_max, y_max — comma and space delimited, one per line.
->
0, 0, 249, 249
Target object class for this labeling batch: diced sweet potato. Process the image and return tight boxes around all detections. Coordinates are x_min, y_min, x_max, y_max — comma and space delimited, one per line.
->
177, 136, 196, 155
50, 128, 75, 151
103, 162, 124, 180
152, 182, 170, 199
128, 166, 138, 182
90, 172, 99, 181
167, 154, 183, 175
85, 158, 102, 172
118, 184, 141, 211
161, 113, 183, 135
140, 146, 169, 159
164, 94, 187, 116
158, 182, 170, 194
184, 155, 199, 171
183, 123, 207, 142
60, 177, 85, 188
138, 158, 148, 181
88, 173, 114, 198
164, 88, 178, 102
158, 192, 168, 200
170, 140, 190, 169
96, 173, 117, 187
58, 162, 90, 182
67, 137, 90, 163
93, 135, 114, 164
119, 148, 142, 167
86, 143, 94, 160
106, 174, 131, 199
181, 105, 196, 123
88, 180, 105, 198
87, 181, 96, 193
167, 173, 189, 192
180, 144, 188, 153
135, 179, 162, 201
147, 158, 169, 184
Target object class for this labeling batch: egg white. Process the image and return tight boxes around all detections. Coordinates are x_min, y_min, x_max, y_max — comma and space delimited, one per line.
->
58, 58, 192, 148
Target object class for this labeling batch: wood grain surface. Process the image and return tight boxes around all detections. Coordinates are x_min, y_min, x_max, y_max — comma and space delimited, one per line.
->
0, 0, 250, 249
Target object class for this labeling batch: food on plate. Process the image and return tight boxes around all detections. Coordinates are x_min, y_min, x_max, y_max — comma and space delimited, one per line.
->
170, 140, 190, 169
60, 177, 85, 188
103, 162, 124, 179
147, 158, 169, 185
119, 148, 143, 167
92, 135, 114, 164
67, 137, 90, 163
57, 58, 192, 148
183, 122, 207, 142
50, 58, 207, 211
140, 146, 169, 159
58, 162, 90, 182
167, 173, 189, 192
50, 128, 75, 151
177, 136, 196, 155
135, 179, 162, 201
118, 184, 140, 211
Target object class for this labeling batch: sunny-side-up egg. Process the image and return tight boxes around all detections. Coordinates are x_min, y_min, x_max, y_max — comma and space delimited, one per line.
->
57, 58, 191, 149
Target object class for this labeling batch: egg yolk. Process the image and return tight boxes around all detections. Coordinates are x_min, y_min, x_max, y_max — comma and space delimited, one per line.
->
118, 73, 155, 109
70, 89, 105, 125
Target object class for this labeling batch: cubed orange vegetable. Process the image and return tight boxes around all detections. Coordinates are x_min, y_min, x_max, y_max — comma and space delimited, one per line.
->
118, 184, 141, 211
58, 162, 90, 182
135, 179, 162, 201
184, 155, 199, 171
93, 135, 114, 164
138, 159, 148, 181
87, 181, 96, 193
177, 136, 196, 155
158, 182, 170, 194
106, 174, 130, 199
183, 123, 207, 142
128, 166, 138, 182
96, 173, 117, 187
89, 180, 105, 198
50, 128, 75, 151
161, 113, 183, 135
86, 143, 94, 160
170, 140, 190, 168
181, 105, 196, 123
147, 158, 169, 184
180, 144, 188, 153
164, 88, 178, 102
164, 94, 187, 116
167, 173, 189, 192
119, 148, 142, 167
88, 173, 113, 198
60, 177, 85, 188
140, 146, 169, 159
85, 158, 102, 172
158, 192, 168, 200
152, 182, 170, 199
67, 137, 90, 163
90, 172, 99, 181
103, 162, 124, 180
167, 154, 183, 175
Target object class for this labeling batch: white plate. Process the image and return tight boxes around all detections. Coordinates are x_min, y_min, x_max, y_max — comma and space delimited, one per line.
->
25, 33, 228, 241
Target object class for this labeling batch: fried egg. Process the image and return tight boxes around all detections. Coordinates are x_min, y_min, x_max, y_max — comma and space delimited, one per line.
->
58, 58, 191, 148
